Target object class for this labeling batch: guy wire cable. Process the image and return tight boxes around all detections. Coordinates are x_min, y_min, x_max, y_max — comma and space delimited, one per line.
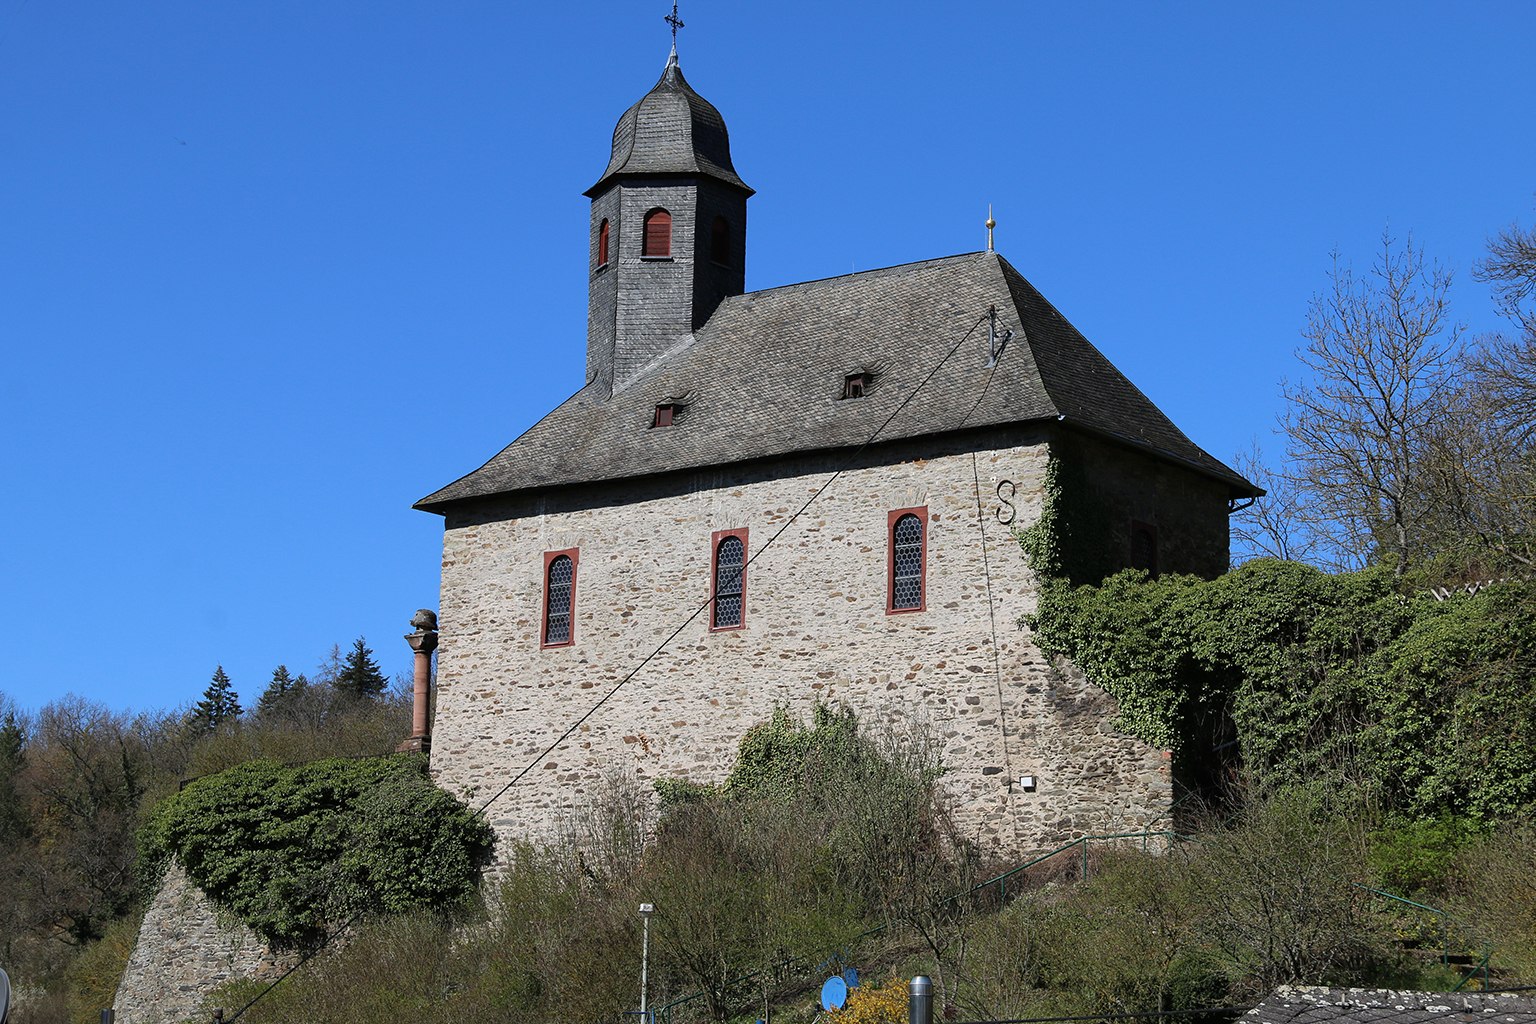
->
957, 305, 1018, 785
470, 307, 991, 818
226, 306, 995, 1020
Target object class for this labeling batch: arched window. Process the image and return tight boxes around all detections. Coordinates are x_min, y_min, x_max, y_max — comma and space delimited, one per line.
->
642, 208, 672, 258
888, 509, 926, 613
710, 216, 731, 267
711, 529, 747, 630
596, 219, 610, 268
542, 550, 578, 647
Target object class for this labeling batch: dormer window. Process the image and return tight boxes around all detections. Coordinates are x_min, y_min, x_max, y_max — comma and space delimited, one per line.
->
842, 373, 870, 399
596, 219, 610, 268
642, 208, 672, 258
653, 403, 677, 427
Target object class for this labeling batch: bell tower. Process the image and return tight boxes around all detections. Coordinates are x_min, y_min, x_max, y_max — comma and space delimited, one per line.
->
584, 48, 753, 395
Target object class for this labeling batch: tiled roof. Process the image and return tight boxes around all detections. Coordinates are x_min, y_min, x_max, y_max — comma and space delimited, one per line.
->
417, 250, 1257, 510
585, 54, 751, 198
1249, 987, 1536, 1024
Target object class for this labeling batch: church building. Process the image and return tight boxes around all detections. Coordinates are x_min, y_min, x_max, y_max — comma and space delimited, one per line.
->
415, 45, 1258, 853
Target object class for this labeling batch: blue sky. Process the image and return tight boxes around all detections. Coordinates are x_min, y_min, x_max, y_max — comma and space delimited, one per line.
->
3, 2, 1533, 716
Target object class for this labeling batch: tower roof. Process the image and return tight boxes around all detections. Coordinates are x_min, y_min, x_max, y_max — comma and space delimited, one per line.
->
584, 53, 752, 198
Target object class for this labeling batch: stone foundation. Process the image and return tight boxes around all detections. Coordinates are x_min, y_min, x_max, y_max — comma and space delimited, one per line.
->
112, 861, 295, 1023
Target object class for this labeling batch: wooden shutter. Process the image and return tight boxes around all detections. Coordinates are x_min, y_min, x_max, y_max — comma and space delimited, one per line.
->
643, 209, 671, 257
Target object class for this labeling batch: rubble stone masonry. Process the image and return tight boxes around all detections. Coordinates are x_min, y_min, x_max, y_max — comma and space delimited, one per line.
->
430, 426, 1190, 858
112, 861, 295, 1023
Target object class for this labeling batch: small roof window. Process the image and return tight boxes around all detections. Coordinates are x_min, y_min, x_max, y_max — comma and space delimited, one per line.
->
653, 403, 678, 428
842, 372, 871, 400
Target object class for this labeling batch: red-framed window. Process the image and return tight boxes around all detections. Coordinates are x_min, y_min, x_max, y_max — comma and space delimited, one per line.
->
887, 507, 927, 614
596, 218, 610, 268
642, 208, 672, 258
1130, 520, 1158, 576
710, 528, 748, 631
653, 403, 676, 427
541, 548, 579, 647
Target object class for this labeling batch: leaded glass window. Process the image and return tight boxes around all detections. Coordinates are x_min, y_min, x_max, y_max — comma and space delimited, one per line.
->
544, 554, 574, 645
891, 513, 924, 610
713, 534, 745, 629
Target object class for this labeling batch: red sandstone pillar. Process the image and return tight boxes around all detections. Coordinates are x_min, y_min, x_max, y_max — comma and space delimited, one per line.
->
398, 609, 438, 754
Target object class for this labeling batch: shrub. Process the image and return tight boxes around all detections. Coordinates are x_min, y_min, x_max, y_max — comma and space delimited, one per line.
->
1030, 561, 1536, 822
139, 754, 492, 947
824, 976, 910, 1024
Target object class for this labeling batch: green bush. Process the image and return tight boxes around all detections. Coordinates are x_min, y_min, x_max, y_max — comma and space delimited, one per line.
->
1451, 823, 1536, 984
1029, 560, 1536, 821
139, 754, 493, 947
1367, 815, 1483, 895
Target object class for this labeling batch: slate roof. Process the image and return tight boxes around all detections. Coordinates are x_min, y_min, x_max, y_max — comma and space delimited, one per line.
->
1248, 987, 1536, 1024
584, 52, 751, 198
417, 250, 1258, 511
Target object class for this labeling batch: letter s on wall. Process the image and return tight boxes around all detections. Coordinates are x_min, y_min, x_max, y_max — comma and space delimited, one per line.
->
995, 479, 1017, 526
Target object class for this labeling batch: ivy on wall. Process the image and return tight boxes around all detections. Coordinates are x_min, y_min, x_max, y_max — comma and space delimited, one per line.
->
1028, 559, 1536, 821
139, 755, 494, 947
1020, 447, 1119, 586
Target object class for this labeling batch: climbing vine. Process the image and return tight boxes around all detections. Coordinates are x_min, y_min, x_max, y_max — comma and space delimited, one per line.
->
1029, 559, 1536, 821
139, 754, 493, 947
1020, 455, 1063, 580
1019, 446, 1121, 586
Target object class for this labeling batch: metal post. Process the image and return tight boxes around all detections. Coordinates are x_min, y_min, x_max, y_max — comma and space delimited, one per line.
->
639, 902, 655, 1023
909, 976, 933, 1024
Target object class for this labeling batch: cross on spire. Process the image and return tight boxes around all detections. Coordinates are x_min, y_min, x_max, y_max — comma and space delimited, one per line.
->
665, 2, 684, 52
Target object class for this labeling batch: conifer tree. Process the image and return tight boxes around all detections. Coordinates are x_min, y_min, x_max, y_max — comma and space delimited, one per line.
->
188, 665, 242, 734
255, 664, 305, 719
0, 706, 27, 842
334, 637, 387, 699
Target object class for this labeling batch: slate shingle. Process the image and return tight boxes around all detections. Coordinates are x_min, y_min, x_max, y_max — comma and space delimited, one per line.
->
585, 54, 751, 198
1249, 987, 1536, 1024
416, 251, 1258, 511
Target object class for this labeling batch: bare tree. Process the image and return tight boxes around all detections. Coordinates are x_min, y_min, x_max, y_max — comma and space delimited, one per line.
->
1280, 234, 1463, 575
1417, 361, 1536, 570
1475, 214, 1536, 337
1436, 213, 1536, 568
1230, 443, 1318, 565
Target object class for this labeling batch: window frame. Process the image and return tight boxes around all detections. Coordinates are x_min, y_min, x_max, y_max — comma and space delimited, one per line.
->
596, 218, 610, 269
709, 528, 749, 632
886, 507, 928, 614
653, 403, 676, 428
642, 208, 672, 259
541, 548, 580, 648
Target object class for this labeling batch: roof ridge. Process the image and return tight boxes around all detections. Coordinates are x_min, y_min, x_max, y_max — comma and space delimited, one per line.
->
734, 250, 988, 300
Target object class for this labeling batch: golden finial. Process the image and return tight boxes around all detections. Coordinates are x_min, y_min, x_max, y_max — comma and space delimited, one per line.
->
986, 204, 996, 252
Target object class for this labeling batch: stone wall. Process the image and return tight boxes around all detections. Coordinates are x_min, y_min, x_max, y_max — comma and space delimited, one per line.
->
1058, 428, 1234, 583
112, 861, 294, 1024
429, 425, 1206, 858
